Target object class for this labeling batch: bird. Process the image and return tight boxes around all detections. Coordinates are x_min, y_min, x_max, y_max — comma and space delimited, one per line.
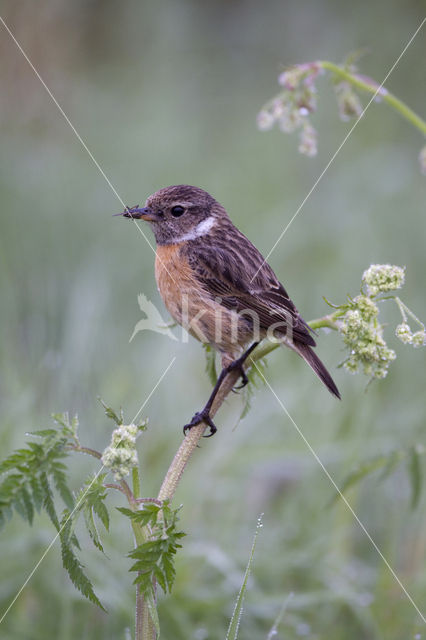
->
116, 184, 340, 435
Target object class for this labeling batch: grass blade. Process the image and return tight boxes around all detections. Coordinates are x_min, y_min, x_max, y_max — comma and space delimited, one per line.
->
226, 515, 263, 640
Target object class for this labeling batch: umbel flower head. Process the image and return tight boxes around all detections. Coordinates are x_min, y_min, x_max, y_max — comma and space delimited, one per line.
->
340, 305, 396, 379
362, 264, 405, 296
101, 422, 146, 481
257, 62, 321, 156
337, 264, 421, 380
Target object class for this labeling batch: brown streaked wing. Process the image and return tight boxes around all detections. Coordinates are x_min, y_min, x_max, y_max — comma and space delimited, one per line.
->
184, 230, 315, 346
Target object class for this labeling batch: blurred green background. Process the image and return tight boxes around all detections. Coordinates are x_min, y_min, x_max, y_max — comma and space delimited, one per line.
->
1, 1, 425, 638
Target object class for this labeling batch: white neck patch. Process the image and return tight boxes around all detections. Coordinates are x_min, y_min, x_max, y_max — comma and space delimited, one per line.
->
174, 216, 216, 243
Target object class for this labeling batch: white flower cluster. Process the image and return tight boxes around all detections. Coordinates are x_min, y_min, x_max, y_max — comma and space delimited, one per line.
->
362, 264, 405, 297
395, 323, 426, 348
340, 299, 396, 379
339, 264, 425, 379
101, 423, 144, 481
257, 63, 321, 157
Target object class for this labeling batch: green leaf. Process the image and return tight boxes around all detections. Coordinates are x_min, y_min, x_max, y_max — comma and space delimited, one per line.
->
30, 476, 44, 512
408, 446, 422, 509
117, 503, 160, 527
72, 474, 110, 552
20, 485, 34, 525
226, 516, 263, 640
203, 343, 218, 386
93, 499, 110, 531
128, 503, 186, 597
98, 398, 123, 425
83, 507, 104, 552
51, 412, 79, 439
40, 472, 60, 531
52, 463, 74, 509
27, 429, 58, 438
60, 533, 105, 611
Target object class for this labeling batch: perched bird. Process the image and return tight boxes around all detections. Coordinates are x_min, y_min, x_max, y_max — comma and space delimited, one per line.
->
117, 185, 340, 434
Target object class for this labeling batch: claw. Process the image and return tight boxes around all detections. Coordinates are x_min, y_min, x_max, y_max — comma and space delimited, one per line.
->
182, 342, 259, 438
183, 411, 217, 437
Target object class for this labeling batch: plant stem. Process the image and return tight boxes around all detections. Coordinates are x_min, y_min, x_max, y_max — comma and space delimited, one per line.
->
131, 466, 155, 640
69, 445, 102, 459
158, 313, 340, 502
132, 467, 141, 500
319, 60, 426, 136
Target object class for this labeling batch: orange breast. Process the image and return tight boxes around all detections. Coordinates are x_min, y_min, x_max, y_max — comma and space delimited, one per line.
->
155, 244, 254, 355
155, 244, 194, 325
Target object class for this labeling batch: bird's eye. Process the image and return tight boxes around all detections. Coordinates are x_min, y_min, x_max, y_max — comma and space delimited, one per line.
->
171, 205, 185, 217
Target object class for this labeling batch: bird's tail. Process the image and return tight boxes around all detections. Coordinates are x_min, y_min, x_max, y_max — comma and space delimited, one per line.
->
291, 342, 341, 399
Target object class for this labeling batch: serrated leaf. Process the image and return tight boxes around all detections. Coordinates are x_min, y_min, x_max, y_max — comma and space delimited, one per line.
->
117, 504, 160, 527
0, 450, 31, 474
21, 485, 34, 525
40, 472, 60, 531
27, 429, 58, 438
128, 504, 186, 598
93, 499, 109, 531
408, 446, 422, 509
60, 538, 105, 611
30, 476, 43, 512
116, 506, 137, 518
98, 398, 123, 425
83, 507, 104, 552
52, 464, 74, 509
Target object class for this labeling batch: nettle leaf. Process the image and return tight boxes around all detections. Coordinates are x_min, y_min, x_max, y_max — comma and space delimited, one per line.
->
0, 414, 76, 530
98, 398, 123, 426
203, 343, 218, 386
57, 474, 110, 609
40, 472, 60, 531
51, 412, 79, 440
30, 476, 44, 512
0, 414, 112, 611
127, 503, 186, 597
73, 474, 110, 552
52, 462, 74, 510
117, 503, 161, 528
60, 513, 106, 612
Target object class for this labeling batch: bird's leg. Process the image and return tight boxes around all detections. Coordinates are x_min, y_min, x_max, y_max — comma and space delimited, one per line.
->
183, 342, 260, 437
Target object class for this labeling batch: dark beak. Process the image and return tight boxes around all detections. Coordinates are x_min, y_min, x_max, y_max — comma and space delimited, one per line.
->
113, 205, 158, 221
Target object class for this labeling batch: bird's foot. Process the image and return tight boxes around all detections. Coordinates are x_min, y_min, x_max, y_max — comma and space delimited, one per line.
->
227, 355, 249, 390
183, 409, 217, 437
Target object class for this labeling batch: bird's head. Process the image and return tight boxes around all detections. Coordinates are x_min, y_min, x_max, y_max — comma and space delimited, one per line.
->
116, 185, 227, 245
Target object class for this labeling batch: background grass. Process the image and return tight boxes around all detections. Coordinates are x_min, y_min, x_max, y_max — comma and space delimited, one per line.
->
1, 1, 425, 638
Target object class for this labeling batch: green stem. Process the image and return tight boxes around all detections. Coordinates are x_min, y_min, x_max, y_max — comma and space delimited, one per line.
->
132, 467, 141, 500
319, 60, 426, 136
69, 445, 102, 459
131, 466, 156, 640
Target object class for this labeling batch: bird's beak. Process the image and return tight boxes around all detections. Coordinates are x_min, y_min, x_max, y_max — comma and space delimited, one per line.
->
114, 206, 159, 221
